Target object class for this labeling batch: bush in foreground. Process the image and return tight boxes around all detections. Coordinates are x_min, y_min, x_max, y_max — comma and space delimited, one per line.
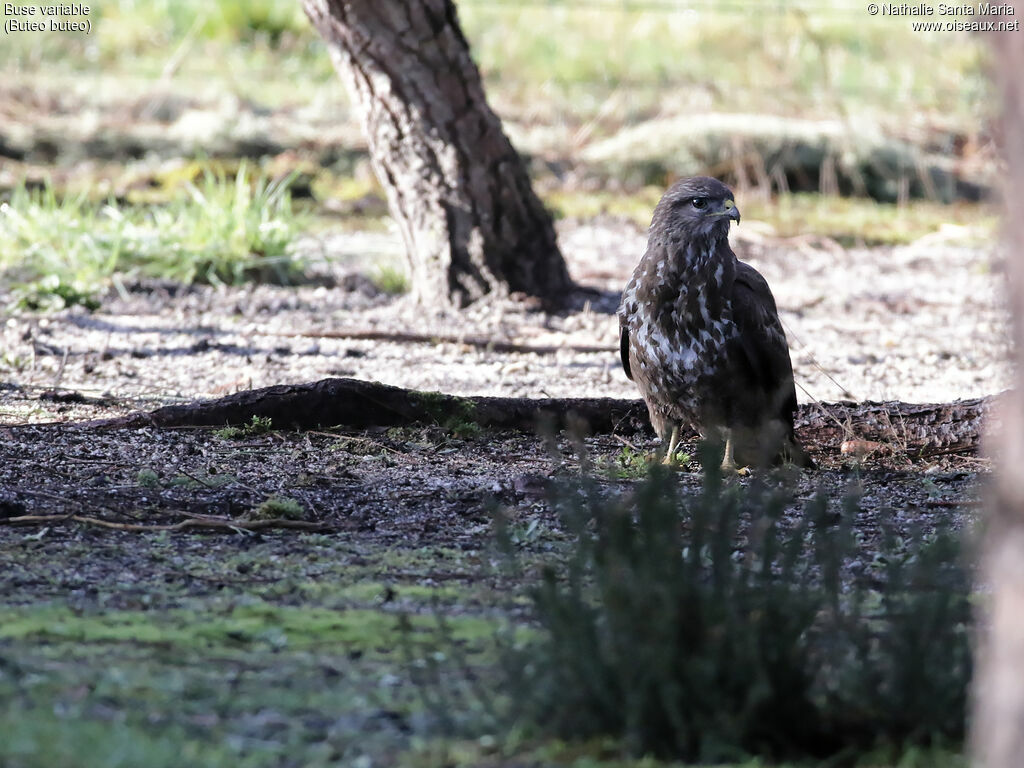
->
490, 458, 973, 763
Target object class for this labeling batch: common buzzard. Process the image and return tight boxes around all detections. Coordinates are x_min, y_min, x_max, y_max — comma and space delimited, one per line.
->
618, 176, 812, 469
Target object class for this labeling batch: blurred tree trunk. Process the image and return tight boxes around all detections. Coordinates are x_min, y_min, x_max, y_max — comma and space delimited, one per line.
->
972, 22, 1024, 768
302, 0, 572, 309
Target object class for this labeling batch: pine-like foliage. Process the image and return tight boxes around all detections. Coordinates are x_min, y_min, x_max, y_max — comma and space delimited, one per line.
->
496, 457, 972, 762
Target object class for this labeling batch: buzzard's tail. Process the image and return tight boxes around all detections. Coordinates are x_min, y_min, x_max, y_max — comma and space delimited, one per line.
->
732, 420, 814, 469
781, 436, 815, 469
777, 386, 813, 468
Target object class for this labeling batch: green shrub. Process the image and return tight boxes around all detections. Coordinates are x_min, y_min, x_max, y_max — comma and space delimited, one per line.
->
489, 454, 972, 762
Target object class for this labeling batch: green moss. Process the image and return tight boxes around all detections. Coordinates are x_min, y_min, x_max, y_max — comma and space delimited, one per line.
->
214, 415, 274, 440
412, 391, 482, 438
0, 602, 497, 654
250, 494, 305, 520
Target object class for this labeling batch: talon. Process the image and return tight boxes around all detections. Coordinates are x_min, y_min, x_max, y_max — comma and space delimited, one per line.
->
660, 425, 682, 466
719, 436, 751, 475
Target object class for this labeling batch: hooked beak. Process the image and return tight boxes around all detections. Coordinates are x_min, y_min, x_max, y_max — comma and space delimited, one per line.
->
720, 198, 741, 224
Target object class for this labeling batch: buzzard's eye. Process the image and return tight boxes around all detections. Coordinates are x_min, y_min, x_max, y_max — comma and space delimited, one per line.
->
691, 198, 708, 210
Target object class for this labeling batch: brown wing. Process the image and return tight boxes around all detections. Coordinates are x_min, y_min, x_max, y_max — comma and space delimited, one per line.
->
730, 261, 798, 423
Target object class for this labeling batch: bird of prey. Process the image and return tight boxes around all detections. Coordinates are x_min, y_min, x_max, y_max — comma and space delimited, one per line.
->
618, 176, 812, 470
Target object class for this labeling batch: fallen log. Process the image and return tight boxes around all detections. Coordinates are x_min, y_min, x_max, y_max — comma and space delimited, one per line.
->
796, 397, 994, 457
57, 377, 995, 457
73, 377, 650, 435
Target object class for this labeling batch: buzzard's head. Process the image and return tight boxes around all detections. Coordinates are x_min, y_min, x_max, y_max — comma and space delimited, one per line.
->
651, 176, 740, 242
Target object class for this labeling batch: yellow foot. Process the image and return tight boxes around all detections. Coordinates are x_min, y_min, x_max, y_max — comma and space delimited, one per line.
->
659, 425, 682, 466
718, 460, 751, 477
661, 453, 688, 469
720, 436, 750, 476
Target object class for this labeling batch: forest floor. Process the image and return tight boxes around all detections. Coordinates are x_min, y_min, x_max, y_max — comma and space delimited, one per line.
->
0, 3, 1000, 761
0, 215, 995, 768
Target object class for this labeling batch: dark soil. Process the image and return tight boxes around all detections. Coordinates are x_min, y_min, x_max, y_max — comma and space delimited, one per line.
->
0, 418, 981, 767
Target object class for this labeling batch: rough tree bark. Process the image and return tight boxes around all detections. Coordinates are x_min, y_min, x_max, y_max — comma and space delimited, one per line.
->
972, 21, 1024, 768
302, 0, 573, 308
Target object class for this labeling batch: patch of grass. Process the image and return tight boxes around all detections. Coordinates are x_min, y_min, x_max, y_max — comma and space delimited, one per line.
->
0, 601, 496, 654
214, 415, 275, 440
547, 188, 997, 246
204, 0, 308, 45
136, 468, 161, 488
399, 739, 964, 768
741, 193, 999, 247
481, 456, 972, 763
0, 0, 331, 94
9, 274, 102, 312
1, 0, 987, 127
167, 473, 236, 490
0, 596, 505, 768
458, 1, 987, 126
601, 445, 653, 480
545, 187, 664, 225
370, 263, 410, 296
250, 494, 305, 521
0, 516, 590, 766
311, 173, 384, 207
0, 167, 306, 307
0, 713, 239, 768
413, 391, 482, 438
446, 420, 482, 440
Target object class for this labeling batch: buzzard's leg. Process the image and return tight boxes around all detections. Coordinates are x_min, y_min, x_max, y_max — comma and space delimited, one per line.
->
720, 435, 737, 472
661, 425, 681, 465
720, 434, 751, 476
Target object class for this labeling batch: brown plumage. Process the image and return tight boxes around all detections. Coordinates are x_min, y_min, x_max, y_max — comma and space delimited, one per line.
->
618, 176, 812, 469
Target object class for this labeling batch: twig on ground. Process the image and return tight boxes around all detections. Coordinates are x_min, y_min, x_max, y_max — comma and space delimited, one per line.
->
177, 468, 259, 495
613, 433, 644, 453
0, 514, 331, 533
265, 328, 613, 356
306, 430, 401, 454
925, 499, 983, 509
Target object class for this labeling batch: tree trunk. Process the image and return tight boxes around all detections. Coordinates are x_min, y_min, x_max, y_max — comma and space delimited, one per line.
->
303, 0, 572, 308
972, 21, 1024, 768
